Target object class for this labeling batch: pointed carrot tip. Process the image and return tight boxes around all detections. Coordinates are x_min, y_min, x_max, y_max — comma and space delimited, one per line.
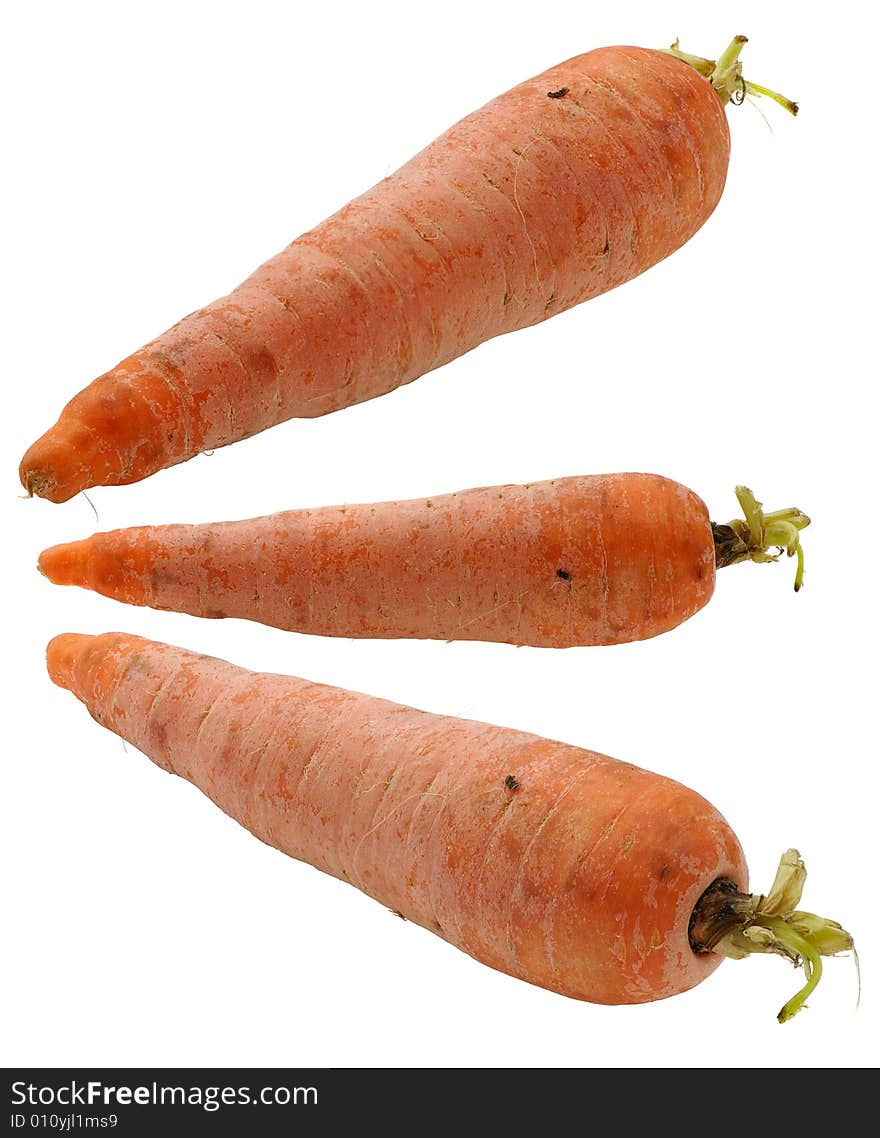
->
38, 541, 88, 587
19, 436, 78, 503
20, 460, 78, 504
20, 414, 110, 504
20, 464, 54, 501
46, 633, 93, 692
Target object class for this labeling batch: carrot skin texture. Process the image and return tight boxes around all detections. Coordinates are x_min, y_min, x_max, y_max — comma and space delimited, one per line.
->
47, 631, 746, 1005
21, 47, 729, 501
38, 473, 715, 647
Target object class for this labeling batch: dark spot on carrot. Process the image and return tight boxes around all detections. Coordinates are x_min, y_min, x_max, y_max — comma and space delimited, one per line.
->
659, 865, 671, 880
390, 909, 408, 921
547, 87, 569, 99
602, 238, 610, 255
505, 774, 520, 791
556, 569, 571, 581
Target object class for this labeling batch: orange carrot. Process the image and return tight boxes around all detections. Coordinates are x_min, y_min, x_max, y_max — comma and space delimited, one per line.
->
20, 37, 795, 503
46, 631, 850, 1018
39, 476, 810, 647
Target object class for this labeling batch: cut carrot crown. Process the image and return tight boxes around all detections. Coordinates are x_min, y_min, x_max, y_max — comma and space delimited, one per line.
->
713, 486, 811, 591
689, 849, 854, 1023
666, 35, 799, 116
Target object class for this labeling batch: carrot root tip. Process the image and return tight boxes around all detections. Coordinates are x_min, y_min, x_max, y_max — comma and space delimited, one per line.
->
21, 471, 47, 499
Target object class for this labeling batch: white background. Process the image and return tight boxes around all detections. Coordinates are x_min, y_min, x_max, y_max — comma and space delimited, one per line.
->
3, 0, 877, 1069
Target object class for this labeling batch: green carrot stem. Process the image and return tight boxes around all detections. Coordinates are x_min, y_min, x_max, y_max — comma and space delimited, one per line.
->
712, 486, 810, 591
665, 35, 798, 115
689, 849, 854, 1023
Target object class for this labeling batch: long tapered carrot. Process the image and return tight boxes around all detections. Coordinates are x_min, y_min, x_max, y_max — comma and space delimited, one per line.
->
46, 631, 851, 1018
39, 475, 810, 647
20, 37, 796, 503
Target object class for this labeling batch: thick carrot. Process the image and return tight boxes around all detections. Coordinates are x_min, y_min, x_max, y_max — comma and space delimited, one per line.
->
46, 631, 850, 1018
20, 37, 795, 503
39, 476, 810, 647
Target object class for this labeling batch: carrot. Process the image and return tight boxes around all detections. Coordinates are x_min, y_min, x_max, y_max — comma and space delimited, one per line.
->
46, 631, 851, 1019
39, 476, 810, 648
20, 37, 796, 503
